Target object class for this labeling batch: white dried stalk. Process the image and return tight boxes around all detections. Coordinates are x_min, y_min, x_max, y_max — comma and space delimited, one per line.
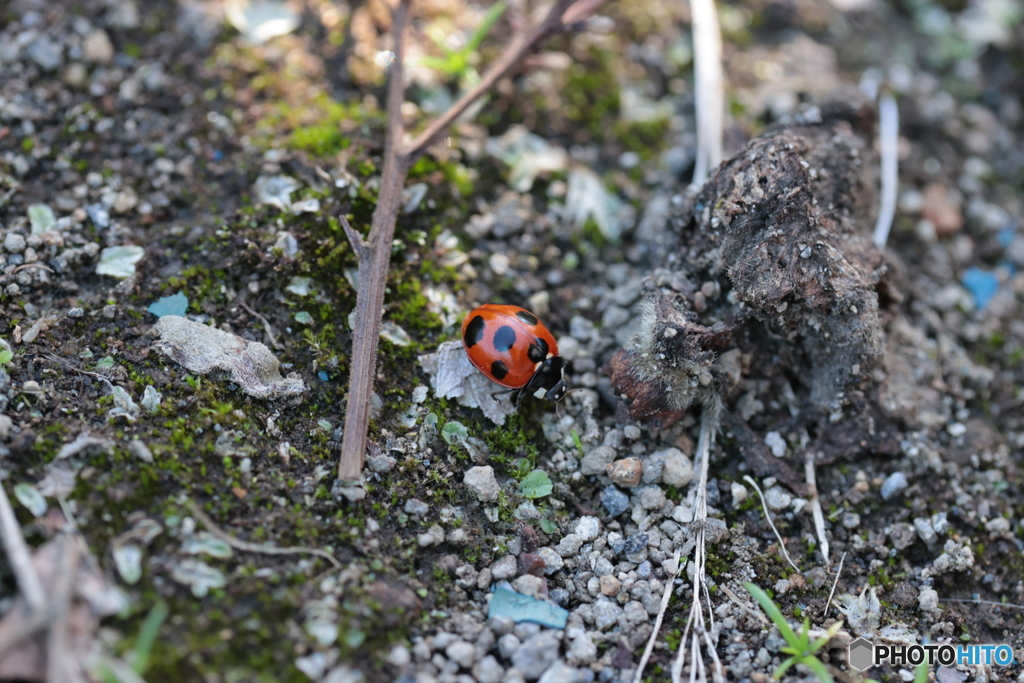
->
671, 411, 724, 683
633, 548, 683, 683
743, 475, 800, 574
690, 0, 724, 187
804, 453, 830, 565
873, 92, 899, 247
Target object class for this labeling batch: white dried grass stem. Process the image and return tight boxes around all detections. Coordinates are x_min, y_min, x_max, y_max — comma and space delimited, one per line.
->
742, 474, 800, 574
873, 92, 899, 247
804, 453, 829, 565
691, 0, 724, 187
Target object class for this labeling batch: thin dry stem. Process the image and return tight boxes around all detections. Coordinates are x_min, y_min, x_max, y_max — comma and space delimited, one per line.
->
824, 552, 846, 618
337, 0, 606, 481
873, 92, 899, 247
633, 549, 682, 683
743, 474, 800, 574
186, 499, 342, 568
671, 411, 724, 683
0, 480, 46, 611
805, 452, 829, 565
690, 0, 724, 186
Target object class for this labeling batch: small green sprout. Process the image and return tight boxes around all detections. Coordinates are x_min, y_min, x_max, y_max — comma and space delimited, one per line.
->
744, 582, 843, 683
0, 348, 11, 365
419, 2, 507, 81
570, 428, 584, 457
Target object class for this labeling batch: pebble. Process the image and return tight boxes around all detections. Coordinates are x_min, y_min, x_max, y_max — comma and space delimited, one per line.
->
367, 454, 396, 473
918, 587, 940, 614
464, 466, 499, 502
730, 482, 748, 506
386, 644, 411, 667
601, 486, 630, 517
764, 431, 786, 457
554, 534, 583, 557
914, 517, 937, 545
623, 425, 641, 441
599, 575, 621, 596
881, 472, 909, 500
601, 305, 631, 328
984, 517, 1010, 534
574, 516, 600, 542
511, 632, 560, 679
763, 486, 792, 511
404, 499, 429, 516
580, 446, 616, 476
659, 448, 694, 487
592, 598, 624, 630
538, 663, 584, 683
536, 547, 563, 574
82, 29, 114, 63
512, 575, 545, 598
567, 634, 598, 666
842, 512, 861, 529
491, 555, 517, 581
3, 233, 27, 254
606, 457, 643, 486
637, 486, 666, 510
26, 35, 63, 71
921, 183, 962, 237
889, 523, 917, 550
497, 633, 521, 659
445, 641, 476, 668
473, 656, 504, 683
0, 415, 13, 441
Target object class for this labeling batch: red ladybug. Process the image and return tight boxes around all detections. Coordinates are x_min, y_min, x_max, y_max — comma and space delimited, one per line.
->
461, 304, 566, 407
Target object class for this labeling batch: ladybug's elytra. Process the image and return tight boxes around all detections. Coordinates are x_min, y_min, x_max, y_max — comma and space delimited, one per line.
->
461, 304, 567, 407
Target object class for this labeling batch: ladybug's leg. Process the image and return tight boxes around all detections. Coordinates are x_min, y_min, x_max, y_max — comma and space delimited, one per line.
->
490, 388, 517, 405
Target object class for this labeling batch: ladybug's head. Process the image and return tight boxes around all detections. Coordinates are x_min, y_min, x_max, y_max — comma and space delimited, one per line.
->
533, 356, 566, 403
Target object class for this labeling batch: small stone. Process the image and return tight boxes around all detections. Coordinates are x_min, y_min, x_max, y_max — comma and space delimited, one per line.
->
580, 446, 616, 476
606, 457, 643, 487
730, 482, 748, 506
601, 487, 630, 517
404, 499, 429, 516
473, 656, 504, 683
592, 598, 624, 631
764, 486, 792, 511
367, 454, 396, 473
914, 517, 937, 545
985, 517, 1011, 534
660, 448, 694, 487
889, 523, 917, 550
623, 425, 641, 441
637, 485, 667, 510
574, 516, 601, 542
82, 29, 114, 63
26, 35, 63, 71
489, 557, 518, 584
536, 547, 564, 575
386, 645, 411, 667
921, 183, 962, 238
465, 466, 499, 502
0, 415, 13, 441
3, 233, 27, 254
622, 533, 648, 555
567, 633, 597, 666
764, 431, 787, 457
512, 574, 546, 599
128, 439, 153, 463
445, 641, 476, 668
511, 632, 560, 680
881, 472, 909, 500
498, 632, 521, 659
554, 534, 583, 557
599, 575, 621, 596
538, 663, 581, 683
842, 512, 861, 529
918, 587, 940, 614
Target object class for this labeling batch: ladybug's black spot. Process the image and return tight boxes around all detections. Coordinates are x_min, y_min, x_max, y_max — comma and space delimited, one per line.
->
515, 310, 539, 325
527, 337, 549, 363
464, 315, 486, 348
492, 325, 517, 352
490, 360, 509, 380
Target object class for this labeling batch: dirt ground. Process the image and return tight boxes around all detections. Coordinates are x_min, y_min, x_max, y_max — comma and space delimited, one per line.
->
0, 0, 1022, 682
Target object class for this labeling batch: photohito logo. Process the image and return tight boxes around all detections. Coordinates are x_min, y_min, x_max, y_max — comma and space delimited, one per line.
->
848, 638, 1015, 671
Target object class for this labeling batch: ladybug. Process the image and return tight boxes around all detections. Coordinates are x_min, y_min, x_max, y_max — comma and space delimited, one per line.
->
461, 304, 566, 407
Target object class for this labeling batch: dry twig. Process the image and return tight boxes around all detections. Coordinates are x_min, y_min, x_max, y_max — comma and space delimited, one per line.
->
337, 0, 606, 481
743, 474, 800, 574
186, 499, 342, 568
0, 481, 46, 611
671, 412, 724, 683
690, 0, 724, 187
805, 453, 830, 565
873, 92, 899, 247
633, 549, 682, 683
